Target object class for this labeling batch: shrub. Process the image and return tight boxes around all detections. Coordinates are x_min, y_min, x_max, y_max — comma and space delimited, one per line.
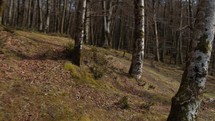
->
115, 96, 130, 109
140, 102, 155, 110
90, 64, 105, 80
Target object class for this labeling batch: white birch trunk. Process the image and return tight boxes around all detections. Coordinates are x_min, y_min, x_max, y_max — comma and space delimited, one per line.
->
168, 0, 215, 120
102, 0, 112, 48
129, 0, 144, 80
153, 1, 160, 62
27, 0, 32, 27
44, 0, 51, 33
8, 0, 13, 25
84, 0, 90, 44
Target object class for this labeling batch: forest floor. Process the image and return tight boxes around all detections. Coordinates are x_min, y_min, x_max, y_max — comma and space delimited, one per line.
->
0, 27, 214, 121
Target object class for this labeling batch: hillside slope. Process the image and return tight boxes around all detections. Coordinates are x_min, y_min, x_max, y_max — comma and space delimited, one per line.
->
0, 29, 214, 121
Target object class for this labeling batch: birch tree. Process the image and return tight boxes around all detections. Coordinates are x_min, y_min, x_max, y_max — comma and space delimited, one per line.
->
129, 0, 144, 80
102, 0, 113, 48
44, 0, 51, 33
152, 0, 160, 62
167, 0, 215, 120
177, 0, 184, 64
8, 0, 13, 25
72, 0, 87, 66
84, 0, 90, 44
27, 0, 32, 27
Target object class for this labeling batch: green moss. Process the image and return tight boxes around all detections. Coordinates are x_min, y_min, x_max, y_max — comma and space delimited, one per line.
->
197, 34, 212, 53
203, 92, 215, 99
82, 47, 108, 80
81, 70, 99, 86
64, 42, 74, 53
40, 103, 73, 121
91, 46, 98, 52
64, 62, 99, 87
0, 79, 74, 121
140, 32, 144, 38
64, 62, 81, 79
79, 114, 91, 121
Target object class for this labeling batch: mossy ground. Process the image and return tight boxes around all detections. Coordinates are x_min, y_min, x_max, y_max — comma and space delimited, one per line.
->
0, 28, 214, 121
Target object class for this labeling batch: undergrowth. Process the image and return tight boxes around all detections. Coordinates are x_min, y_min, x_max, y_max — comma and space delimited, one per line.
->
115, 96, 130, 109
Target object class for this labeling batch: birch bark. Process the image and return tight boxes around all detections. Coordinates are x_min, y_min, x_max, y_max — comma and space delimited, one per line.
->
168, 0, 215, 120
129, 0, 144, 80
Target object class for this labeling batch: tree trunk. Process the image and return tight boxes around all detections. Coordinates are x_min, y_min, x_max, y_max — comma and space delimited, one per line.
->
37, 0, 43, 31
167, 0, 215, 120
72, 0, 87, 66
90, 15, 94, 45
30, 0, 37, 28
212, 49, 215, 69
66, 0, 73, 34
57, 0, 61, 33
27, 0, 32, 27
153, 0, 160, 62
0, 0, 4, 24
186, 0, 194, 60
53, 0, 57, 32
161, 3, 167, 62
44, 0, 51, 33
84, 0, 90, 44
145, 1, 149, 58
107, 0, 113, 46
16, 0, 20, 27
102, 0, 108, 47
61, 0, 68, 34
178, 0, 184, 64
22, 0, 26, 27
129, 0, 144, 80
8, 0, 13, 25
102, 0, 112, 48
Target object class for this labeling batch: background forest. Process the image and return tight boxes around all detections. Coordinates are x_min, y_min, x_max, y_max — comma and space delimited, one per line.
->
2, 0, 215, 73
0, 0, 214, 121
